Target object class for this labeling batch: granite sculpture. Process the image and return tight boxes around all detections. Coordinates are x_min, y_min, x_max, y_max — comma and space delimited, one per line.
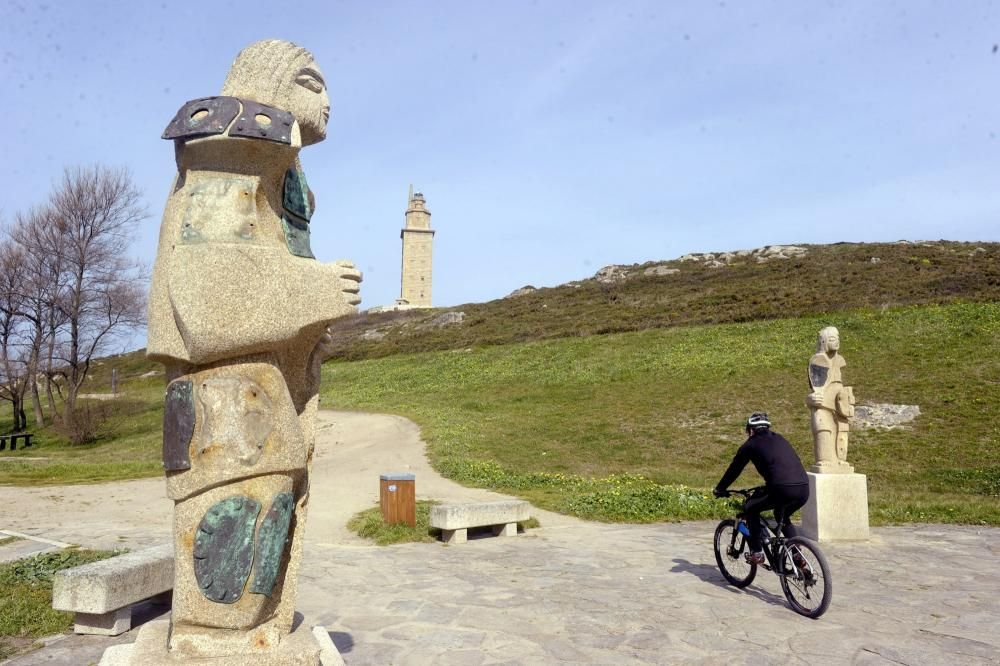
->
806, 326, 855, 473
143, 39, 360, 662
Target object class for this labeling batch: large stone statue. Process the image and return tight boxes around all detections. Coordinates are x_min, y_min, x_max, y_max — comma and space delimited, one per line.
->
139, 39, 359, 662
806, 326, 855, 473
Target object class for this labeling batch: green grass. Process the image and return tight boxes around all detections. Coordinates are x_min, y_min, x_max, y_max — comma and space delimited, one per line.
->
322, 302, 1000, 525
0, 350, 166, 486
0, 536, 23, 547
347, 501, 441, 545
0, 548, 121, 660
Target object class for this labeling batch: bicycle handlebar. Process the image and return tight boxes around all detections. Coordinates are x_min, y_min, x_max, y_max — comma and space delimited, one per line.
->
720, 486, 765, 498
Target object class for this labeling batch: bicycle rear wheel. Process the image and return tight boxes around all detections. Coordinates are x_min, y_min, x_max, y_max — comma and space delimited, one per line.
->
713, 519, 756, 587
779, 536, 832, 618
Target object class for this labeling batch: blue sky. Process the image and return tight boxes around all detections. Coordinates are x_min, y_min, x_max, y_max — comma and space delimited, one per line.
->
2, 0, 998, 320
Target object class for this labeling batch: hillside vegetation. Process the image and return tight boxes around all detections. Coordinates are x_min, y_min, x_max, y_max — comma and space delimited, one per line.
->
326, 241, 1000, 360
2, 241, 997, 527
322, 302, 1000, 524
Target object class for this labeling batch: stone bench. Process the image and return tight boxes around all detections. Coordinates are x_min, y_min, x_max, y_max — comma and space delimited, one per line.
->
429, 500, 531, 544
52, 544, 174, 636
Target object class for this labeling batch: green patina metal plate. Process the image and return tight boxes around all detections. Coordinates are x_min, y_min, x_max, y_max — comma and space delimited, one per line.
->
283, 167, 313, 221
163, 380, 194, 471
281, 167, 315, 258
281, 214, 314, 259
250, 491, 295, 596
809, 363, 829, 388
193, 495, 261, 604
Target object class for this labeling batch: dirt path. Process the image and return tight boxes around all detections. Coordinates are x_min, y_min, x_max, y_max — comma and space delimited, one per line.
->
0, 410, 572, 551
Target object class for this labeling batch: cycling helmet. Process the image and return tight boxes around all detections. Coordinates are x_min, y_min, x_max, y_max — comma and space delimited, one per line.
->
746, 412, 771, 432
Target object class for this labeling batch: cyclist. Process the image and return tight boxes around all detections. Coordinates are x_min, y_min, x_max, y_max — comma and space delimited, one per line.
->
713, 412, 809, 565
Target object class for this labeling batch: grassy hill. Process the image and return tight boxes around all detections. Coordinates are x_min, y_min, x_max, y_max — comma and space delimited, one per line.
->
2, 241, 997, 526
325, 241, 1000, 360
321, 302, 1000, 525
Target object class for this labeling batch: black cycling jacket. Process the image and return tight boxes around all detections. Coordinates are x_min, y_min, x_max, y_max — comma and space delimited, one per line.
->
716, 430, 808, 491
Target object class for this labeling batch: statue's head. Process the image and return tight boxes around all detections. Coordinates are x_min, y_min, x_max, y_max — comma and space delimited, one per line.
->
221, 39, 330, 145
817, 326, 840, 353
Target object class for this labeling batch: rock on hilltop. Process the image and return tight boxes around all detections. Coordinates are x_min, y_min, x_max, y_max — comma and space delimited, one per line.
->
592, 244, 809, 283
327, 240, 999, 361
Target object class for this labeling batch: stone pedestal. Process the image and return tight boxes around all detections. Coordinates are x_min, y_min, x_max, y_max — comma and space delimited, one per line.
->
801, 472, 870, 542
99, 616, 344, 666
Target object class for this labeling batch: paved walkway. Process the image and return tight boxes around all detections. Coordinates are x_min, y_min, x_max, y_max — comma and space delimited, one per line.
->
2, 411, 998, 665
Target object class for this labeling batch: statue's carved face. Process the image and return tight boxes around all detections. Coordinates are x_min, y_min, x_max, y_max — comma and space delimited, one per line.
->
819, 327, 840, 353
288, 61, 330, 145
220, 41, 330, 145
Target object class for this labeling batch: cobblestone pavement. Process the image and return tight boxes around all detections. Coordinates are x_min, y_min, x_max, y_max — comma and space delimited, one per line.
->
3, 411, 998, 665
292, 523, 999, 665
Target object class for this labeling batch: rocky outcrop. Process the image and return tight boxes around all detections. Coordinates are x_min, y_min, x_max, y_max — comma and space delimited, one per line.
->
594, 265, 629, 283
577, 245, 811, 287
506, 286, 537, 298
677, 245, 809, 268
431, 311, 464, 327
678, 245, 808, 265
643, 266, 680, 277
852, 403, 921, 429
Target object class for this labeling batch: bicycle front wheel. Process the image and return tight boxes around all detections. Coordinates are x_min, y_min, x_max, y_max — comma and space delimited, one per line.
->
713, 519, 756, 587
779, 536, 832, 618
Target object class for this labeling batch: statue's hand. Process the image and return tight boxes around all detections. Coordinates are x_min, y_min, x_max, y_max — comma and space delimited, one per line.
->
333, 259, 362, 306
806, 391, 826, 408
309, 260, 362, 364
311, 324, 337, 364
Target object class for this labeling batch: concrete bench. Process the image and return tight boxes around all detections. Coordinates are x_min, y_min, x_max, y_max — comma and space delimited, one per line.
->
429, 500, 531, 544
52, 544, 174, 636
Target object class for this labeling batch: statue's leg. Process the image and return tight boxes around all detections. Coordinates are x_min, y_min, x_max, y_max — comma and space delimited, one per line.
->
810, 410, 838, 472
270, 392, 318, 632
835, 418, 853, 471
163, 362, 309, 657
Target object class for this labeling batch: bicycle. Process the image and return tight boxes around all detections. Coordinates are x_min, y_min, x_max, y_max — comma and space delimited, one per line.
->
713, 487, 833, 618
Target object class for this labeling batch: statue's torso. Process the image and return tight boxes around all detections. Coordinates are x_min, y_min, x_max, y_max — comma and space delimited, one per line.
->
148, 97, 347, 369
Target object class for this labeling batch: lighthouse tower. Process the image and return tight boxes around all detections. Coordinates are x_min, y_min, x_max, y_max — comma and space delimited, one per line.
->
398, 185, 434, 307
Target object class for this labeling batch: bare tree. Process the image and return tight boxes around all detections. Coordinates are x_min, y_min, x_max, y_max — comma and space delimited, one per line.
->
0, 240, 31, 430
43, 166, 148, 438
8, 206, 65, 427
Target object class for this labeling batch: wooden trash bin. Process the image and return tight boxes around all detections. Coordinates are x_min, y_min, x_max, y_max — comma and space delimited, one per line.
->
379, 473, 416, 527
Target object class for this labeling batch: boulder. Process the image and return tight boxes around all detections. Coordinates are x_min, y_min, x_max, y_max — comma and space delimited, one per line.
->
506, 286, 537, 298
594, 265, 629, 283
643, 266, 680, 277
852, 403, 921, 429
428, 312, 465, 327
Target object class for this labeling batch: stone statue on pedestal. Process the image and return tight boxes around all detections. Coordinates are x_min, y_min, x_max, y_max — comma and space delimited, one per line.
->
806, 326, 855, 473
141, 39, 359, 663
